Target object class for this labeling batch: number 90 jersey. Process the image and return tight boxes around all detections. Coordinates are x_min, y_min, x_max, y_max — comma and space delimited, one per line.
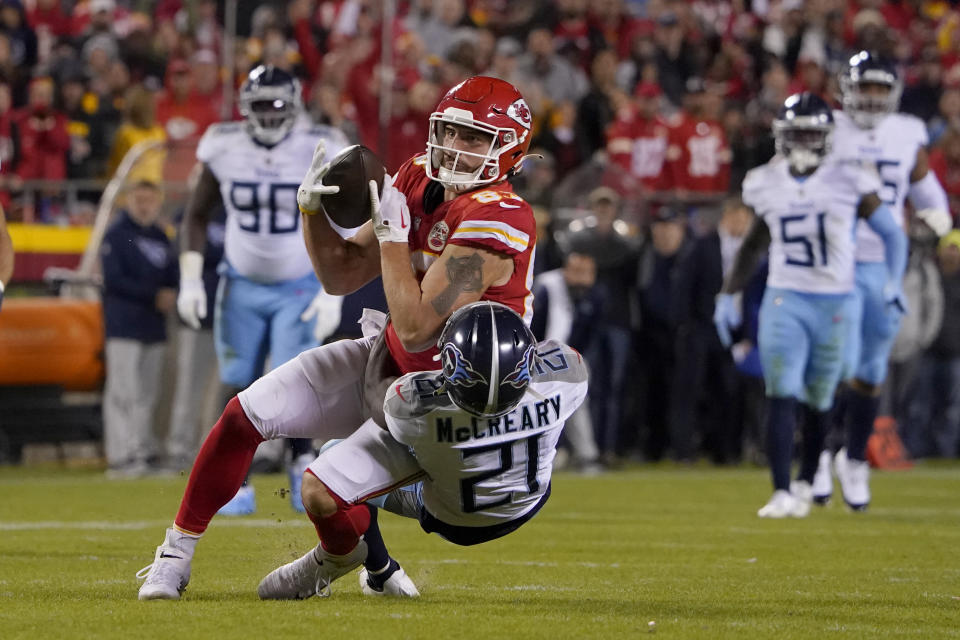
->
197, 121, 349, 283
831, 110, 928, 264
383, 340, 587, 529
742, 155, 881, 294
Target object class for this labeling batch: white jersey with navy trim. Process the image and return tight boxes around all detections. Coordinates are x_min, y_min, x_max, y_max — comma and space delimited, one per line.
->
196, 119, 349, 283
832, 110, 927, 263
383, 339, 588, 528
742, 155, 881, 294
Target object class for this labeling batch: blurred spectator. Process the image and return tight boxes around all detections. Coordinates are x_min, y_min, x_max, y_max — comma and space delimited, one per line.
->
532, 100, 583, 178
0, 32, 27, 107
100, 180, 178, 477
406, 0, 472, 59
528, 201, 564, 275
155, 58, 219, 144
0, 0, 37, 80
484, 36, 524, 88
902, 231, 960, 458
0, 80, 18, 208
107, 84, 166, 185
927, 82, 960, 146
666, 81, 732, 197
651, 11, 695, 107
60, 72, 109, 181
552, 0, 602, 71
12, 77, 70, 185
902, 46, 943, 125
575, 48, 619, 159
516, 27, 589, 106
308, 80, 360, 143
567, 186, 639, 461
384, 78, 439, 173
927, 127, 960, 222
883, 222, 943, 437
512, 148, 557, 210
670, 198, 753, 463
531, 251, 605, 472
606, 82, 671, 193
633, 204, 688, 461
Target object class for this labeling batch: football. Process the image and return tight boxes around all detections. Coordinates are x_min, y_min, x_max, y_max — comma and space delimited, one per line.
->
320, 144, 386, 229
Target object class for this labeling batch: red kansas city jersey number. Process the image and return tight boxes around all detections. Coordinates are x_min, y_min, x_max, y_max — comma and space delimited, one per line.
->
385, 154, 538, 374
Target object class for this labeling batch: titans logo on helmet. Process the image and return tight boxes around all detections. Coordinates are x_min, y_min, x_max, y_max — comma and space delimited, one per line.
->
441, 343, 487, 388
502, 345, 534, 389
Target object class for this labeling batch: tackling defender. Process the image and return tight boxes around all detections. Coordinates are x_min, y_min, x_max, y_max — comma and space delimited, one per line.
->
175, 65, 349, 515
714, 93, 907, 518
137, 76, 538, 600
256, 302, 588, 599
817, 52, 953, 510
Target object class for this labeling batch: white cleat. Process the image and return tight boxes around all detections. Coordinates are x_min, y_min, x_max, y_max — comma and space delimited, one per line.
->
137, 543, 192, 600
757, 489, 810, 518
811, 449, 834, 504
835, 447, 870, 511
790, 479, 814, 508
359, 565, 420, 598
257, 540, 367, 600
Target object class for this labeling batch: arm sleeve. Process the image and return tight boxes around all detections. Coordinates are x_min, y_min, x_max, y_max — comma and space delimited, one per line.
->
908, 171, 950, 217
864, 204, 908, 284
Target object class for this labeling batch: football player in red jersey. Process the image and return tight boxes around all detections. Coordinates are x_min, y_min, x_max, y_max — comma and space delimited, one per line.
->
137, 76, 538, 601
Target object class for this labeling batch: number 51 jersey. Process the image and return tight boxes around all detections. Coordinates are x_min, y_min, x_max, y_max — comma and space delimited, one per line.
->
383, 340, 588, 528
742, 155, 881, 295
196, 121, 349, 283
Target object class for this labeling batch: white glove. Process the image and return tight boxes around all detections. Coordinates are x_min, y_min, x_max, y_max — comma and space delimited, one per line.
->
177, 251, 207, 329
369, 174, 411, 244
915, 208, 953, 237
297, 140, 341, 214
300, 289, 343, 344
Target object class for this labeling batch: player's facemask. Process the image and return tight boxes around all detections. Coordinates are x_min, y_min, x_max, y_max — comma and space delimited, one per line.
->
240, 92, 300, 146
840, 78, 902, 129
774, 124, 833, 174
426, 114, 518, 193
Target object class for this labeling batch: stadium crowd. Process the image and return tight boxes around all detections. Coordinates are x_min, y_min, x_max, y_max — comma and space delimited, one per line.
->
2, 0, 960, 469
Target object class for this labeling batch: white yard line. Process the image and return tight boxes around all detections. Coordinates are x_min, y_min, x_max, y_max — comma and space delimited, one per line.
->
0, 519, 313, 531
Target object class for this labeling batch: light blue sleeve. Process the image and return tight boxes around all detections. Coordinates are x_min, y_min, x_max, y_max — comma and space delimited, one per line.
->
865, 203, 907, 283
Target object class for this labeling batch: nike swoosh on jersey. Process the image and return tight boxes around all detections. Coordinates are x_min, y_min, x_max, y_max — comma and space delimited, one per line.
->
159, 552, 184, 559
499, 202, 521, 209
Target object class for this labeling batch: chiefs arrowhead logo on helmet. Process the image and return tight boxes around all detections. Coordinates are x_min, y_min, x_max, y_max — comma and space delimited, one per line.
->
506, 99, 532, 129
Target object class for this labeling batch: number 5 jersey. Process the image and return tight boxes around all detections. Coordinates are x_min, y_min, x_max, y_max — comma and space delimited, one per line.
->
382, 340, 588, 529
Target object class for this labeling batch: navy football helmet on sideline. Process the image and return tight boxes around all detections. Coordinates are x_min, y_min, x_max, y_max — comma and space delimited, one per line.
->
773, 92, 834, 173
238, 65, 302, 146
839, 50, 902, 128
438, 301, 536, 418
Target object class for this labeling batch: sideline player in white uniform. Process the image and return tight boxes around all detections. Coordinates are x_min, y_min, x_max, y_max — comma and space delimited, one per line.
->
175, 65, 349, 514
136, 76, 539, 601
816, 51, 953, 510
714, 93, 907, 518
255, 302, 589, 599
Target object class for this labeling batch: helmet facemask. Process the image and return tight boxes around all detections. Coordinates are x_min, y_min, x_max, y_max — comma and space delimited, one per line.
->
774, 120, 833, 173
239, 85, 301, 146
426, 110, 523, 192
840, 74, 902, 129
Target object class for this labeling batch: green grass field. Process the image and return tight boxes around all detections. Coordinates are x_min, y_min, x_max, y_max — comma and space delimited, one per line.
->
1, 463, 958, 639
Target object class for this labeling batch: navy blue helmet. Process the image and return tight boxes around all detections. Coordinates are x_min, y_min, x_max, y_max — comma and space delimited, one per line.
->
438, 301, 536, 418
773, 92, 834, 173
238, 65, 302, 145
839, 50, 902, 128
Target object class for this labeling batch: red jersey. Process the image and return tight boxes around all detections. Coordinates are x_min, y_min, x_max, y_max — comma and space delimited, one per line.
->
606, 112, 671, 192
665, 114, 731, 194
384, 154, 537, 374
